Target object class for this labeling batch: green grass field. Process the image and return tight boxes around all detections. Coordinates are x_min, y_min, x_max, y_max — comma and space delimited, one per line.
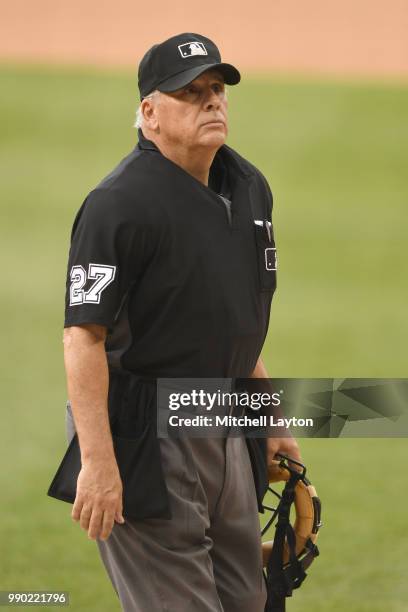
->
0, 64, 407, 611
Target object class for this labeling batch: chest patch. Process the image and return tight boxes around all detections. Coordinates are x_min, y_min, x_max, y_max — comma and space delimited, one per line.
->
265, 247, 277, 271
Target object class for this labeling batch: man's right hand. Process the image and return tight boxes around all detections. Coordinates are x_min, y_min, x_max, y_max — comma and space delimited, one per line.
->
72, 458, 125, 541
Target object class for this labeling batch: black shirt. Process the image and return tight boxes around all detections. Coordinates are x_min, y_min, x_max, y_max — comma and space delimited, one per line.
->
64, 129, 277, 378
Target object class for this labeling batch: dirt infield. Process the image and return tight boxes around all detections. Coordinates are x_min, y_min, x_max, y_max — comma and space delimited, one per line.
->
0, 0, 407, 78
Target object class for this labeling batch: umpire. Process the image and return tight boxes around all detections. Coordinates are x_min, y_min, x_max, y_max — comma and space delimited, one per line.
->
62, 32, 301, 612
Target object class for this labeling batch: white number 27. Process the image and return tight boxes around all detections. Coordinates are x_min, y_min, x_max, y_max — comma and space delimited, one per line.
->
69, 263, 116, 305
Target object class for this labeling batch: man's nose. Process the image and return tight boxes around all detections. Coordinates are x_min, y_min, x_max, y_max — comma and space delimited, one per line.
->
204, 88, 221, 111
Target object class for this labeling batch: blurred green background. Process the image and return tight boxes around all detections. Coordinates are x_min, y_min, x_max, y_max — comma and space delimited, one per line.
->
0, 64, 407, 611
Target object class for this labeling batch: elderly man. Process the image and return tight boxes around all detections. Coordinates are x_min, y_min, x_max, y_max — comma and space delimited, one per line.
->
62, 33, 300, 612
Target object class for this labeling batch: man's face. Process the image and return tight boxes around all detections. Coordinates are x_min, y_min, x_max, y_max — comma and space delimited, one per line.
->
155, 70, 228, 150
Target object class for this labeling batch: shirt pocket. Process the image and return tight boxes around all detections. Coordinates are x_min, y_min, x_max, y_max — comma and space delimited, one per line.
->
253, 220, 277, 293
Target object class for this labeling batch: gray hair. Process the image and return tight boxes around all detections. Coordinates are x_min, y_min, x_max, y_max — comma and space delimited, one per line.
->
133, 90, 161, 129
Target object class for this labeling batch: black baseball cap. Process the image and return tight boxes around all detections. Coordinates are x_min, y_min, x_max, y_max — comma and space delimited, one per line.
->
138, 33, 241, 99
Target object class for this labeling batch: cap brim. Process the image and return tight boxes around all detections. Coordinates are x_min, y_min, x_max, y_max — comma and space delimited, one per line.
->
156, 63, 241, 93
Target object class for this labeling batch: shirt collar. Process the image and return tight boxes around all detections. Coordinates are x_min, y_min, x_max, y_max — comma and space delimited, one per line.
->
137, 128, 160, 152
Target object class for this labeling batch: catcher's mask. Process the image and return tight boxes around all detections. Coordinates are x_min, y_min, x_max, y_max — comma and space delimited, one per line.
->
261, 454, 322, 612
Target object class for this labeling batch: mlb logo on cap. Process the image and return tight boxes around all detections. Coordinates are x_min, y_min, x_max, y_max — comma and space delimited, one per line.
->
178, 41, 208, 58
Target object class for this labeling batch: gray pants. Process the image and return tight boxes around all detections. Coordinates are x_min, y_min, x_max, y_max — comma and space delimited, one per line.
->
66, 405, 266, 612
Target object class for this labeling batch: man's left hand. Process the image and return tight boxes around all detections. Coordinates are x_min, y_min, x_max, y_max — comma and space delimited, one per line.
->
267, 436, 302, 474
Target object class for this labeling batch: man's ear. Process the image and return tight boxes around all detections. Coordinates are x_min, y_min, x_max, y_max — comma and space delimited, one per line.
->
141, 96, 160, 131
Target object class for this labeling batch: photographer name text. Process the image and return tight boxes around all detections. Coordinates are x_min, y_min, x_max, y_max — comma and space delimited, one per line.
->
168, 415, 314, 429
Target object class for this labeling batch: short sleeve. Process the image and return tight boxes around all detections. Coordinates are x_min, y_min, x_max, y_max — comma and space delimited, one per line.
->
64, 188, 147, 330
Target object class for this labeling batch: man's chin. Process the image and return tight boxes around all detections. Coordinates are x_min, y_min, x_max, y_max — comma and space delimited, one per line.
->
198, 130, 227, 149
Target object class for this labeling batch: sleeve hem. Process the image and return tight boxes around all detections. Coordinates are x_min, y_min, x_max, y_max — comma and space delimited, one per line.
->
64, 315, 115, 330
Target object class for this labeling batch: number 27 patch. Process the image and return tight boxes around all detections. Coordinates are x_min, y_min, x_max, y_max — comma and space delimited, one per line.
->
69, 264, 116, 305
